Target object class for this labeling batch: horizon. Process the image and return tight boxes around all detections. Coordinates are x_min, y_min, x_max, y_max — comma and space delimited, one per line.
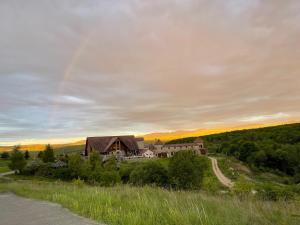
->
1, 1, 300, 145
1, 121, 298, 146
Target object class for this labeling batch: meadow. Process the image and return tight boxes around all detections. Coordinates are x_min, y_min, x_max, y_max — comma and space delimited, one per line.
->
0, 159, 10, 173
0, 179, 299, 225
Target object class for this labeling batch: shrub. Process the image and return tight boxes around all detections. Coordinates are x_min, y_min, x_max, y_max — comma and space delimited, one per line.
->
98, 170, 121, 186
103, 156, 118, 170
129, 161, 168, 187
53, 167, 73, 180
8, 146, 27, 173
257, 184, 295, 201
21, 160, 44, 176
88, 168, 120, 186
233, 177, 255, 198
0, 152, 10, 159
168, 151, 207, 190
68, 154, 83, 178
89, 152, 102, 171
72, 178, 85, 187
42, 144, 55, 163
35, 163, 54, 177
119, 162, 137, 183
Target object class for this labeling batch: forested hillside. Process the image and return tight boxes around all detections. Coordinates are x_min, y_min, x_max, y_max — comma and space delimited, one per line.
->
167, 123, 300, 183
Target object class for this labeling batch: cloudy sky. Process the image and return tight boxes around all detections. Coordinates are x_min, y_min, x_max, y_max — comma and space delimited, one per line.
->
1, 0, 300, 145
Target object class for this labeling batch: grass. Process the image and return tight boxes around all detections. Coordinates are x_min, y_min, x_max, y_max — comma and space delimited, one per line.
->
0, 180, 299, 225
0, 159, 10, 173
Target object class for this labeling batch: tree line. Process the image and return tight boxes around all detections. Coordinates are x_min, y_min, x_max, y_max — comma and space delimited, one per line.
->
167, 123, 300, 183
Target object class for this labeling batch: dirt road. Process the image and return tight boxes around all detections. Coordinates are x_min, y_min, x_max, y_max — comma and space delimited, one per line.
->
209, 157, 234, 188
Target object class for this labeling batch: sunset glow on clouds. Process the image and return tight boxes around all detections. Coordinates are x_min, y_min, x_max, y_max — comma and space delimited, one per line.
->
0, 0, 300, 144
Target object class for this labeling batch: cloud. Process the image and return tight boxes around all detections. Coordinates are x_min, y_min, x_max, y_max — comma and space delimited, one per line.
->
0, 0, 300, 144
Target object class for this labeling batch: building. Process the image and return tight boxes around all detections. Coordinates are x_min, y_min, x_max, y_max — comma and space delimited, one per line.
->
85, 135, 144, 157
153, 137, 207, 157
140, 149, 155, 158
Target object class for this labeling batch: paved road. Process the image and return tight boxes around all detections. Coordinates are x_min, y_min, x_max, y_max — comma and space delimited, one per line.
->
0, 193, 104, 225
209, 157, 234, 188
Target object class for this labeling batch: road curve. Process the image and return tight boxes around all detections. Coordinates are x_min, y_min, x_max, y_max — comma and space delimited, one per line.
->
209, 157, 234, 188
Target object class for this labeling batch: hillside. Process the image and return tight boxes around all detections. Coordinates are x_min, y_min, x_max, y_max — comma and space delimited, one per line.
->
0, 140, 85, 153
167, 123, 300, 183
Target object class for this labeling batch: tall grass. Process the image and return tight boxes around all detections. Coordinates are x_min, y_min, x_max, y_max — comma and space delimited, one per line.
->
0, 180, 299, 225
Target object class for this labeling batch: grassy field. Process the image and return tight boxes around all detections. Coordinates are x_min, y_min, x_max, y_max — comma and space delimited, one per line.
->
0, 159, 10, 173
0, 180, 299, 225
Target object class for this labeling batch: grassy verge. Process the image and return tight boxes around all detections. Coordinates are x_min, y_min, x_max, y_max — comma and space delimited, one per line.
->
0, 180, 299, 225
0, 159, 10, 173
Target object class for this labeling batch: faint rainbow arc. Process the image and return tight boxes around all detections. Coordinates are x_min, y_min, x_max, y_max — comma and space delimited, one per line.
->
48, 30, 96, 127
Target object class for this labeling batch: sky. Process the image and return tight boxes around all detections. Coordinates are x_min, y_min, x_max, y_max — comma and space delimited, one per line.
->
0, 0, 300, 145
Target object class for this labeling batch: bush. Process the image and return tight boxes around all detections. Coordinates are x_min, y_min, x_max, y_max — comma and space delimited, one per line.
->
21, 160, 44, 176
88, 168, 120, 186
68, 154, 83, 178
129, 161, 168, 187
103, 156, 118, 170
35, 163, 54, 177
233, 177, 255, 198
1, 152, 10, 159
119, 162, 138, 183
53, 167, 73, 180
89, 152, 102, 170
257, 184, 295, 201
98, 170, 121, 186
169, 151, 207, 190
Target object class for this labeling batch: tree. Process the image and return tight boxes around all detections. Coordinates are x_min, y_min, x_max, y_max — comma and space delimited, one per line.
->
8, 146, 26, 173
24, 150, 30, 160
169, 151, 207, 190
0, 152, 10, 159
37, 151, 44, 159
42, 144, 55, 163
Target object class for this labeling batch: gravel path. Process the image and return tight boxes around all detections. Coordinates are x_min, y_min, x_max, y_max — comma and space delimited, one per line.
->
209, 157, 234, 188
0, 171, 14, 177
0, 193, 104, 225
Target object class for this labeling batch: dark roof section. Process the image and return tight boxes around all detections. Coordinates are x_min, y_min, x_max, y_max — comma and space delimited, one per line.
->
86, 135, 139, 154
135, 137, 144, 142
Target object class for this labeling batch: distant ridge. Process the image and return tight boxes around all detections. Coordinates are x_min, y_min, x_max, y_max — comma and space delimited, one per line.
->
143, 121, 299, 141
1, 121, 299, 152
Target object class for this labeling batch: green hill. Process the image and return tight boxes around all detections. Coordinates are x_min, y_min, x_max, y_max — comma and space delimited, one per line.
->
167, 123, 300, 183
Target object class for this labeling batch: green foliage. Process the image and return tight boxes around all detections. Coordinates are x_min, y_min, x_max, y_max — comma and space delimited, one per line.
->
24, 150, 30, 160
22, 160, 44, 176
8, 146, 26, 173
1, 181, 300, 225
170, 124, 300, 180
129, 161, 168, 187
89, 152, 102, 170
0, 152, 10, 159
68, 154, 83, 178
257, 184, 295, 201
42, 144, 55, 163
103, 156, 118, 170
169, 151, 208, 189
233, 177, 255, 198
